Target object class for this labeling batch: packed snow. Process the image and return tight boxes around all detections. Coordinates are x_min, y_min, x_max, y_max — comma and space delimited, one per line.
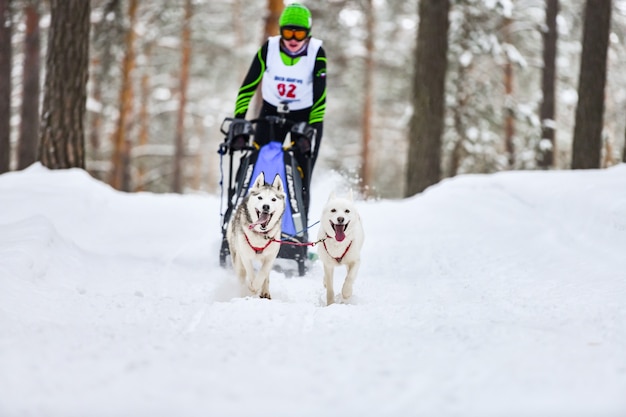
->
1, 163, 626, 417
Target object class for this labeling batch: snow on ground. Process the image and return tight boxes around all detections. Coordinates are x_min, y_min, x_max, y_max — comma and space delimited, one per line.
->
1, 163, 625, 417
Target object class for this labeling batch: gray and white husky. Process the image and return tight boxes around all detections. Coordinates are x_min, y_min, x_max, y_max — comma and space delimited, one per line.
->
227, 172, 286, 299
317, 191, 365, 305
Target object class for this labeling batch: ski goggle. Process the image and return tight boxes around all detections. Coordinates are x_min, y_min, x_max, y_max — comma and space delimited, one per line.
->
280, 27, 309, 41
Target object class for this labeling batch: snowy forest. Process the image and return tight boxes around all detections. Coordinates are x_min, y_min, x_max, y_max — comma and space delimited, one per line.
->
1, 0, 625, 198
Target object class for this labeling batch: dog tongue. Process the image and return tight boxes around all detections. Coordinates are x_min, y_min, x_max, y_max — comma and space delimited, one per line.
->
249, 212, 271, 229
334, 224, 346, 242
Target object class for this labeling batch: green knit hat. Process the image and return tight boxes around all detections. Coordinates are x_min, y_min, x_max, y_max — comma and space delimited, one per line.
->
279, 3, 312, 30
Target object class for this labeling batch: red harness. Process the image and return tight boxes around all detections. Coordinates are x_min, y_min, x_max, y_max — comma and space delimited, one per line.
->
323, 234, 352, 264
244, 233, 277, 254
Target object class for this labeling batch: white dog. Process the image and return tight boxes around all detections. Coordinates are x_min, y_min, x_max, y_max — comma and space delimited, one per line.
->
317, 191, 364, 305
227, 172, 286, 299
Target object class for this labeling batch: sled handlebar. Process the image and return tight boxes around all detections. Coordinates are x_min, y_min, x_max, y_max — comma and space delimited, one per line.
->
249, 115, 303, 129
219, 114, 316, 155
218, 118, 256, 154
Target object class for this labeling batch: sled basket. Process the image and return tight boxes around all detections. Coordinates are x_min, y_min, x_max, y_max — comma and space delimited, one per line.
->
218, 118, 311, 276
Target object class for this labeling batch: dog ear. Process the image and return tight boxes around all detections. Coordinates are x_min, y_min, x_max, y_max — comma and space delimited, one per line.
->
348, 189, 354, 201
253, 172, 265, 189
327, 192, 336, 202
272, 174, 284, 192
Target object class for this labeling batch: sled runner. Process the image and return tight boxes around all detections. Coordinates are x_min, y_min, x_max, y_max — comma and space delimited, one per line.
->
218, 105, 316, 276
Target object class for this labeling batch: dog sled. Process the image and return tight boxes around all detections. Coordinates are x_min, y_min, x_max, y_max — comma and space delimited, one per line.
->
217, 105, 317, 276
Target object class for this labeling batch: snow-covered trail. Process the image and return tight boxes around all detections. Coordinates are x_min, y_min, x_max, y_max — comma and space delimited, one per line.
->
1, 164, 625, 417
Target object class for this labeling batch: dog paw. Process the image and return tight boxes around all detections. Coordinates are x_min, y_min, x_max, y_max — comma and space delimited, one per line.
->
341, 283, 353, 300
247, 281, 259, 294
326, 293, 335, 306
260, 291, 271, 300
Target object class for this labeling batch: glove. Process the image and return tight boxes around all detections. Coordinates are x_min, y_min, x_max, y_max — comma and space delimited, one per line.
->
230, 135, 247, 151
296, 136, 311, 154
291, 122, 315, 154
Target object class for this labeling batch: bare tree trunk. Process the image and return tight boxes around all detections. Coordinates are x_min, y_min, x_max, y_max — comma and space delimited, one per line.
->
39, 0, 89, 169
503, 17, 515, 168
572, 0, 611, 169
0, 0, 12, 174
263, 0, 282, 40
17, 2, 40, 170
361, 0, 374, 196
110, 0, 137, 190
405, 0, 450, 197
538, 0, 558, 169
603, 135, 614, 167
172, 0, 192, 193
252, 0, 283, 115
